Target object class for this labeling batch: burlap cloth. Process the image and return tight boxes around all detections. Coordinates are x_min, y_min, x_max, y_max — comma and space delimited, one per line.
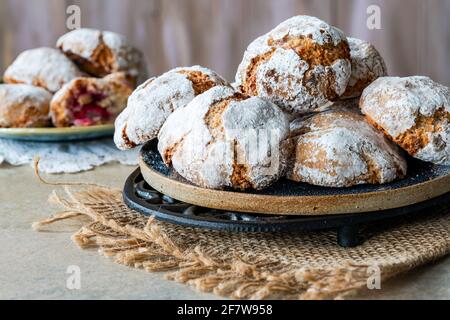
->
33, 185, 450, 300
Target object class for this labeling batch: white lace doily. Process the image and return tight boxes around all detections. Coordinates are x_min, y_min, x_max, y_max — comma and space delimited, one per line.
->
0, 138, 140, 173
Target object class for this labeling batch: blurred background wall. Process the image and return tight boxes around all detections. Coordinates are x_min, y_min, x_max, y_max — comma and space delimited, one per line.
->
0, 0, 449, 85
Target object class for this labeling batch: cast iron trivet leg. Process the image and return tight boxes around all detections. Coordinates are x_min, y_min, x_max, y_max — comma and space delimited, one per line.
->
337, 225, 363, 247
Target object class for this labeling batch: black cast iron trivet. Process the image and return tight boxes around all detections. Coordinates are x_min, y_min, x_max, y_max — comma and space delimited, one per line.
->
123, 168, 450, 248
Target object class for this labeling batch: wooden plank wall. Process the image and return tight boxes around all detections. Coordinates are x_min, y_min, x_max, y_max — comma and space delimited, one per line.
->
0, 0, 449, 85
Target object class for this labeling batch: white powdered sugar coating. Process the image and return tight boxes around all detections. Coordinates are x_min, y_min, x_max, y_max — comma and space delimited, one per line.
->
0, 84, 51, 106
361, 76, 450, 136
415, 129, 450, 165
270, 15, 347, 46
0, 84, 52, 127
332, 59, 353, 96
3, 47, 83, 93
343, 37, 387, 98
255, 48, 310, 113
288, 108, 407, 187
158, 86, 235, 163
169, 65, 229, 85
235, 15, 351, 114
256, 48, 314, 112
113, 104, 134, 150
57, 29, 103, 59
223, 97, 290, 188
123, 73, 195, 146
57, 28, 143, 78
158, 86, 290, 190
360, 76, 450, 165
254, 49, 350, 114
96, 30, 143, 78
114, 66, 229, 150
289, 98, 361, 136
235, 34, 270, 88
158, 86, 236, 189
236, 14, 345, 85
230, 82, 240, 91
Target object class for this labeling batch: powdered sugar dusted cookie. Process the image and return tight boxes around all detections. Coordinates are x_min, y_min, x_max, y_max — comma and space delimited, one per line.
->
0, 84, 52, 128
3, 47, 83, 93
312, 96, 361, 114
360, 76, 450, 165
158, 86, 290, 190
288, 107, 407, 187
50, 72, 133, 127
235, 15, 351, 114
57, 28, 145, 83
114, 65, 229, 150
341, 37, 388, 99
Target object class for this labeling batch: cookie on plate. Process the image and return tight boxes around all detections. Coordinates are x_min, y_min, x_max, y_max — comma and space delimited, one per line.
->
158, 86, 290, 190
0, 84, 52, 128
235, 15, 351, 114
114, 65, 228, 150
360, 76, 450, 165
57, 28, 145, 84
288, 107, 407, 187
341, 37, 388, 99
50, 72, 133, 127
3, 47, 83, 93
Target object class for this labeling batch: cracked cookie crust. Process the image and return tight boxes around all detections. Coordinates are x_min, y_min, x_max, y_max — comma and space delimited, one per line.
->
235, 15, 351, 115
158, 86, 290, 190
288, 107, 407, 187
114, 65, 229, 150
360, 76, 450, 165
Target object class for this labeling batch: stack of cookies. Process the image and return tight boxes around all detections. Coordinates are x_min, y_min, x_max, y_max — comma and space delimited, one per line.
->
0, 28, 145, 128
113, 15, 449, 190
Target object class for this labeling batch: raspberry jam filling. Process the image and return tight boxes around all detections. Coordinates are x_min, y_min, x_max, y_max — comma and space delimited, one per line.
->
70, 90, 111, 126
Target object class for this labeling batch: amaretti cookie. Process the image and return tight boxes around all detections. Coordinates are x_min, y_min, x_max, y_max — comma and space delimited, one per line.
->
360, 76, 450, 165
50, 72, 133, 127
3, 47, 83, 93
341, 37, 388, 99
0, 84, 52, 128
158, 86, 290, 190
57, 28, 144, 83
288, 108, 407, 187
114, 65, 228, 150
235, 15, 351, 114
313, 96, 361, 114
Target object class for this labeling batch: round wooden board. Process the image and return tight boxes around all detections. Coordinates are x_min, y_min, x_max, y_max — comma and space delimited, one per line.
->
139, 140, 450, 216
